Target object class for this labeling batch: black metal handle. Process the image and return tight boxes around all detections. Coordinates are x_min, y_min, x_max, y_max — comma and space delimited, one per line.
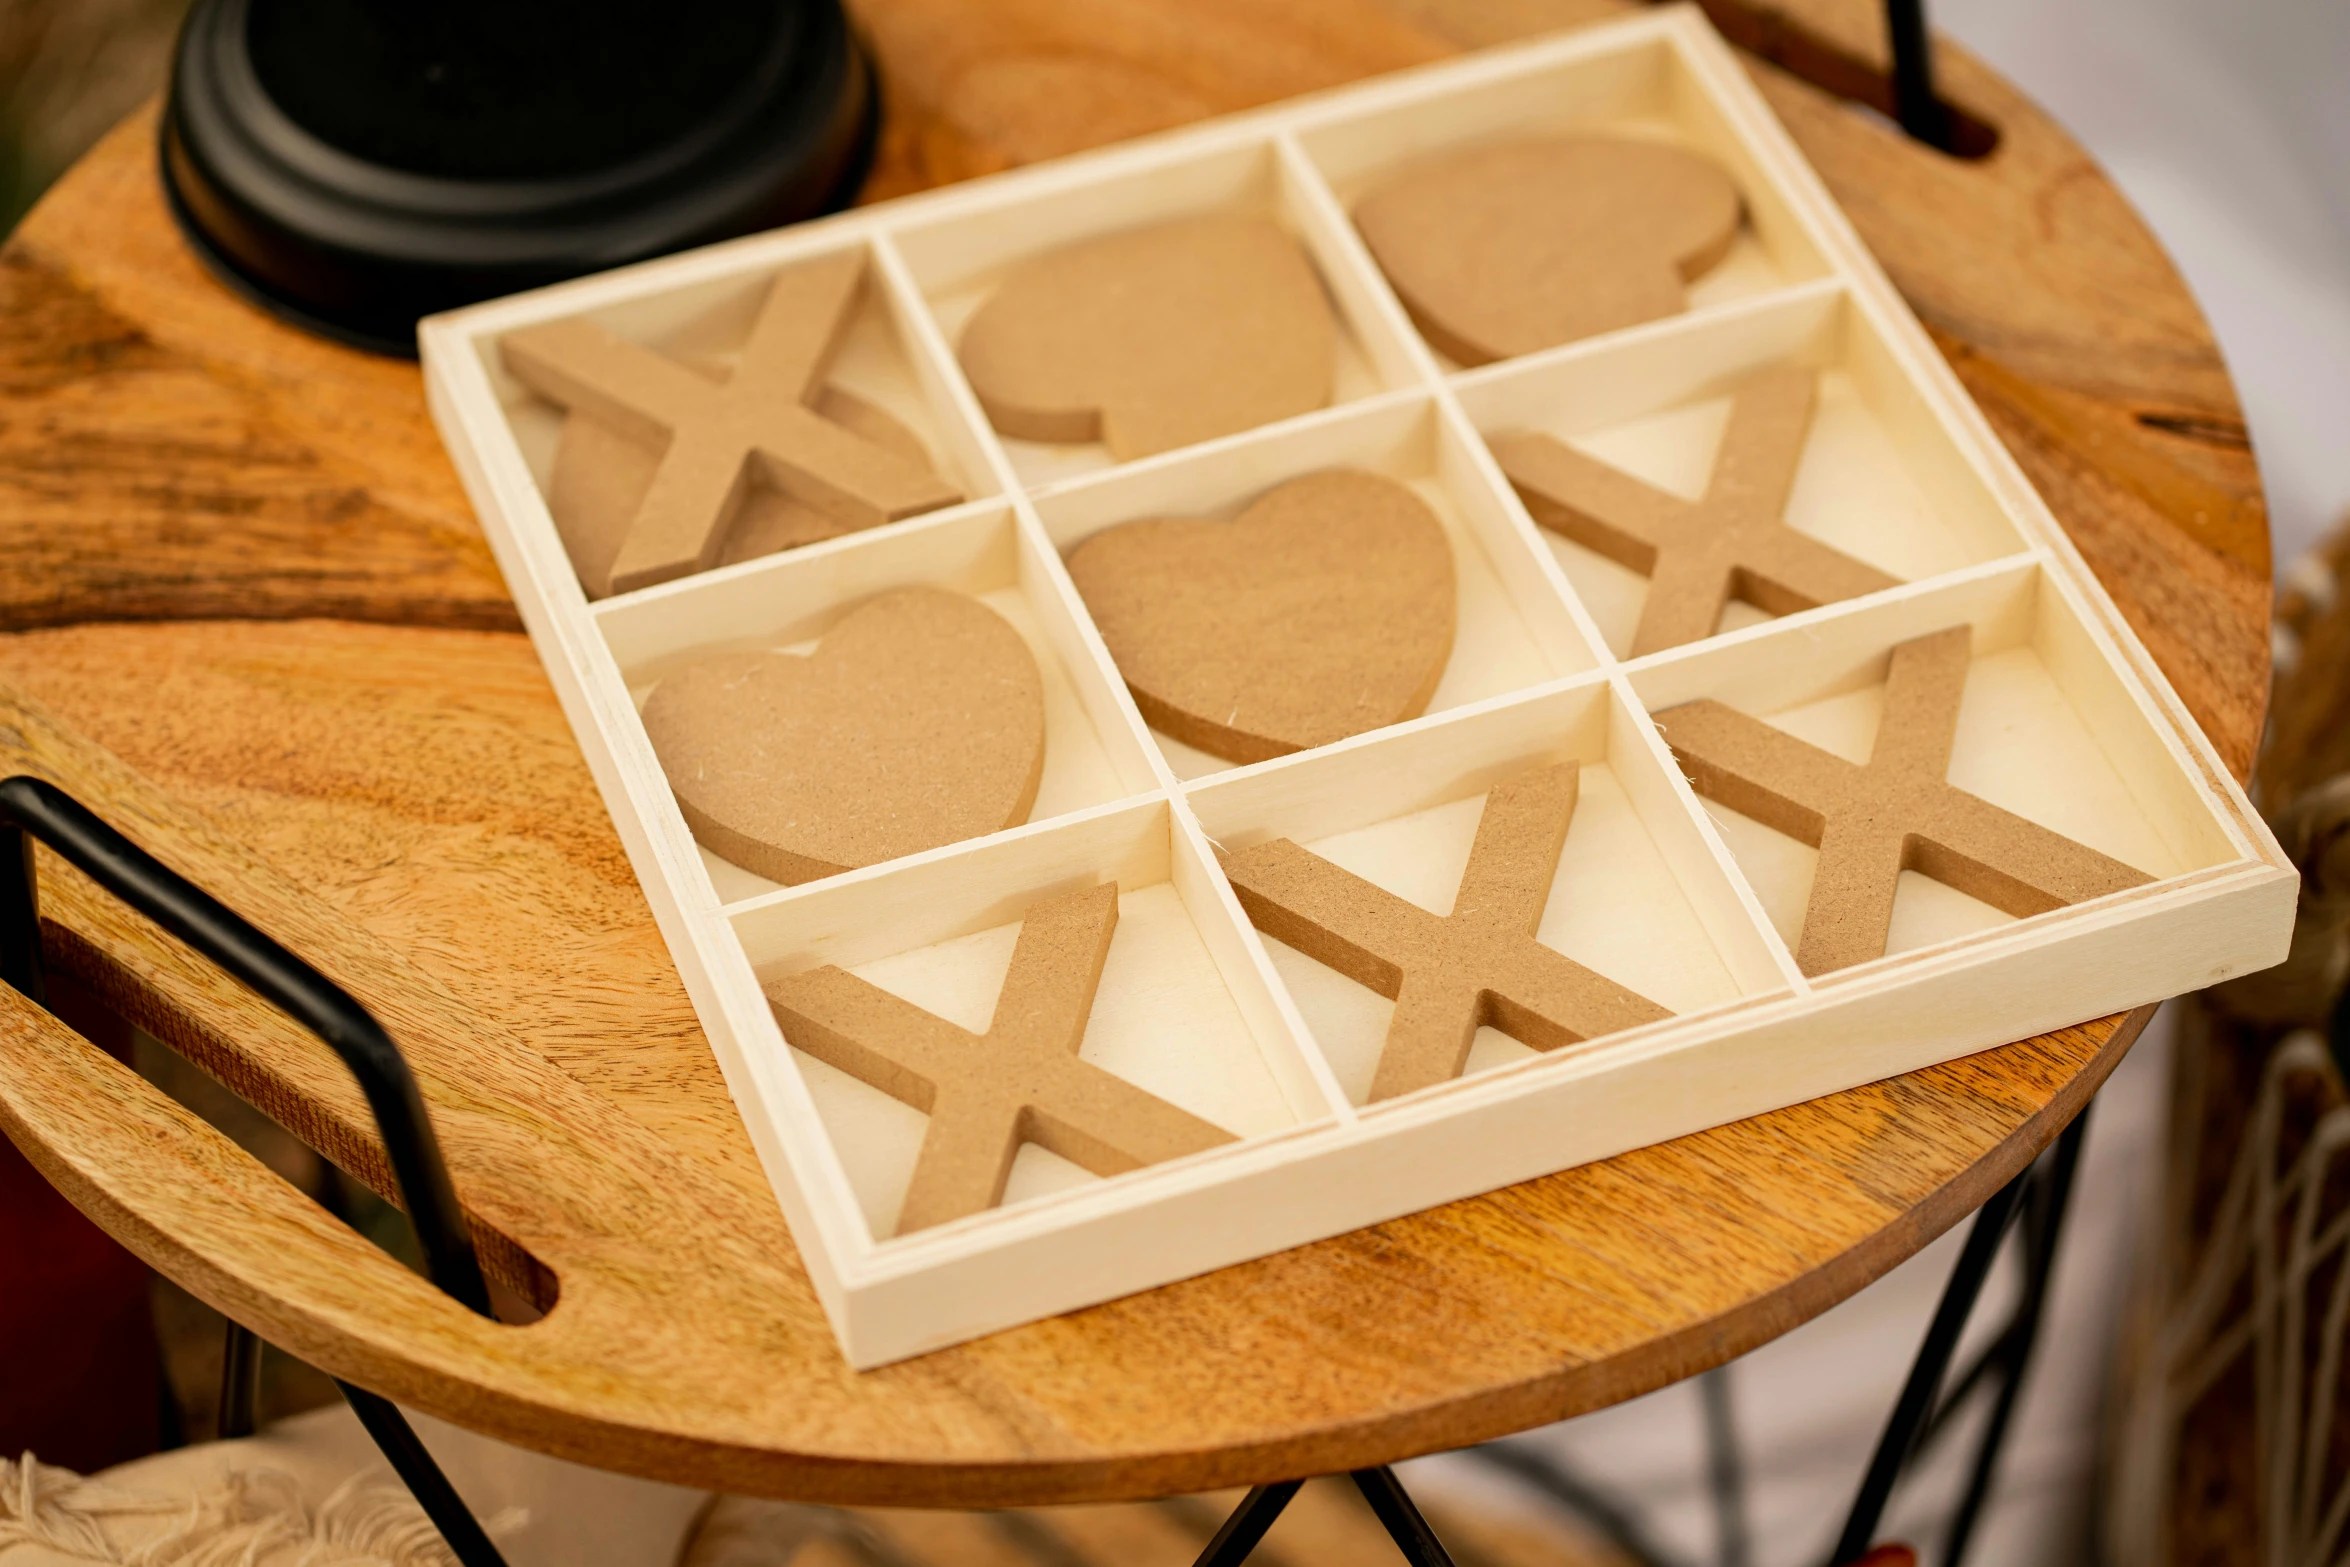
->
1885, 0, 1952, 148
0, 774, 491, 1318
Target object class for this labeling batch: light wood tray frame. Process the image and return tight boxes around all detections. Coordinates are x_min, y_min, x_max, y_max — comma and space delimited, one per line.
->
422, 8, 2294, 1367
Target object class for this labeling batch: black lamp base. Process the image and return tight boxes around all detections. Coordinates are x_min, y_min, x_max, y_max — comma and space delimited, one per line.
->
162, 0, 876, 357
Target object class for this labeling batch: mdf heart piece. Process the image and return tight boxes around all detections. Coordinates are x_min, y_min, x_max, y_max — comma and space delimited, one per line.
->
1066, 469, 1456, 765
641, 587, 1045, 886
1355, 136, 1742, 365
956, 214, 1337, 461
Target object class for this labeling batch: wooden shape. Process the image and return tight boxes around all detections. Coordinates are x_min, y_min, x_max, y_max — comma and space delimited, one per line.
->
640, 587, 1045, 886
548, 384, 942, 592
1654, 626, 2155, 977
500, 251, 962, 598
1221, 764, 1671, 1101
1490, 367, 1900, 656
1354, 135, 1742, 365
1065, 469, 1456, 764
956, 214, 1336, 461
766, 883, 1235, 1233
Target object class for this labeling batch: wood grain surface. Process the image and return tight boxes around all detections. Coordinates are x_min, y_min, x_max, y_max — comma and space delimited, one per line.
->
0, 0, 2268, 1504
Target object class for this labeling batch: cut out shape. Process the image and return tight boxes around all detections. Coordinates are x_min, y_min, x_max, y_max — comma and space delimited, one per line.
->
1066, 469, 1456, 765
1491, 368, 1899, 657
1355, 136, 1742, 365
501, 250, 962, 598
1220, 764, 1671, 1102
641, 587, 1044, 887
957, 214, 1336, 461
1653, 625, 2154, 977
766, 882, 1236, 1234
548, 385, 942, 593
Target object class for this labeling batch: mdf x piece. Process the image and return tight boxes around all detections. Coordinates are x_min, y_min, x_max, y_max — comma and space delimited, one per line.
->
765, 882, 1233, 1235
1654, 625, 2154, 977
501, 250, 961, 598
1220, 764, 1671, 1103
1489, 367, 1897, 656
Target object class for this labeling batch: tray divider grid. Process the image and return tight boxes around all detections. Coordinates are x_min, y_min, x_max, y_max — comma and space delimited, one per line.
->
1271, 133, 1444, 395
1003, 491, 1187, 799
868, 230, 1026, 506
1604, 670, 1811, 995
1163, 794, 1362, 1123
1442, 274, 1852, 399
1429, 381, 1618, 676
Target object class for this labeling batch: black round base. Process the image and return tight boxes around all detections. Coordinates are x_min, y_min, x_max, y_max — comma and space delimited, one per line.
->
161, 0, 876, 358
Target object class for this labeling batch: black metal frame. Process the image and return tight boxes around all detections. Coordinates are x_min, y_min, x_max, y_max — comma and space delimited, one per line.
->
1883, 0, 1952, 148
1191, 1472, 1463, 1567
0, 775, 512, 1567
1829, 1108, 2089, 1566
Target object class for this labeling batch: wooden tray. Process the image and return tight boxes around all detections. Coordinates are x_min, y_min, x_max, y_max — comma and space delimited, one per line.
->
421, 9, 2294, 1368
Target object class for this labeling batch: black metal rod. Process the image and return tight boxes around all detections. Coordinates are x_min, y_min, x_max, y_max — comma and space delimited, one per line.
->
218, 1319, 262, 1440
1, 823, 43, 1008
1914, 1323, 2012, 1454
1701, 1367, 1751, 1567
1884, 0, 1949, 148
1942, 1114, 2087, 1567
1471, 1439, 1690, 1567
1829, 1159, 2033, 1564
1190, 1480, 1301, 1567
2328, 954, 2350, 1087
0, 774, 489, 1316
1352, 1468, 1458, 1567
339, 1381, 511, 1567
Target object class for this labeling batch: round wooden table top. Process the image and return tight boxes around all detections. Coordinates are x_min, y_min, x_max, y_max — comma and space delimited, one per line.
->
0, 0, 2271, 1509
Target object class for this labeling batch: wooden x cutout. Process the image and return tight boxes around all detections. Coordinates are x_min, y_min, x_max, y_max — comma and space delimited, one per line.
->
501, 250, 961, 598
1489, 367, 1898, 656
766, 882, 1232, 1235
1654, 625, 2153, 977
1220, 764, 1670, 1103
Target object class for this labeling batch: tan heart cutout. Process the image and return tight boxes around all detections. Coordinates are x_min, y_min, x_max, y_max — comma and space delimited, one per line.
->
957, 214, 1336, 461
1355, 136, 1742, 365
1067, 469, 1456, 764
641, 587, 1045, 885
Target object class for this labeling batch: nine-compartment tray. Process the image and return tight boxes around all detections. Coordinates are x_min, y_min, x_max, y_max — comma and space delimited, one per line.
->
422, 7, 2295, 1367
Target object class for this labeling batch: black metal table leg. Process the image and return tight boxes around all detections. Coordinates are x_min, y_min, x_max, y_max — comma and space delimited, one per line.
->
1185, 1467, 1465, 1567
1190, 1480, 1302, 1567
340, 1382, 513, 1567
1469, 1440, 1689, 1567
1703, 1367, 1752, 1567
1830, 1109, 2092, 1565
218, 1319, 262, 1440
1353, 1467, 1459, 1567
1938, 1114, 2086, 1565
